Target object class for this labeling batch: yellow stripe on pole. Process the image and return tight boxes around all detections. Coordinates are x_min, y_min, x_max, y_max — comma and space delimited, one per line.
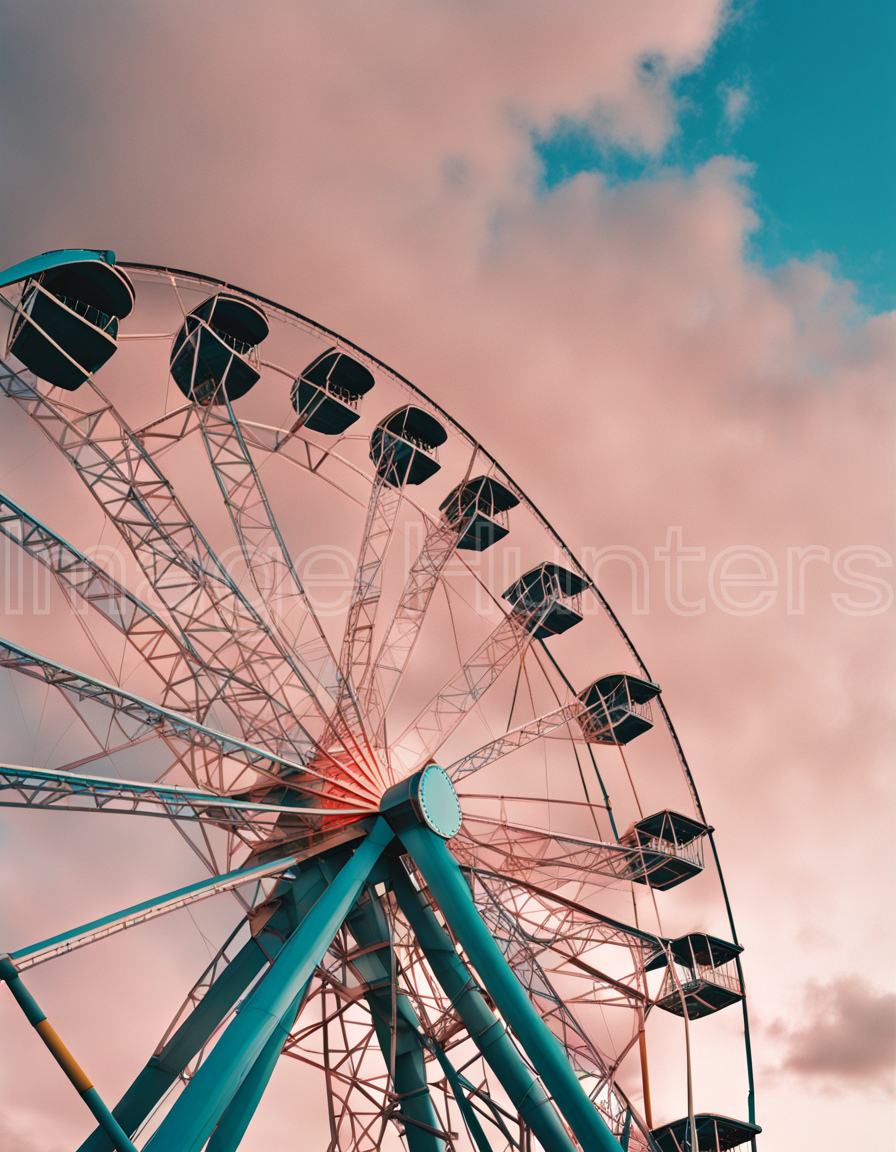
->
34, 1019, 94, 1094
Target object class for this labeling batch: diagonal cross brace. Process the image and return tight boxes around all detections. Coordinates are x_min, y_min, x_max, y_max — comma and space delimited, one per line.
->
142, 817, 394, 1152
381, 767, 624, 1152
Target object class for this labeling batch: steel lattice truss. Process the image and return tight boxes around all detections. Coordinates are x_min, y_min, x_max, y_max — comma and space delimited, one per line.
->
0, 253, 757, 1152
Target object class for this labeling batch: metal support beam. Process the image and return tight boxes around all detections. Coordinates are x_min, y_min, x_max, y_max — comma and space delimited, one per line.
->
367, 992, 449, 1152
77, 839, 367, 1152
382, 771, 623, 1152
0, 764, 368, 832
346, 890, 447, 1152
0, 486, 207, 717
77, 932, 270, 1152
0, 955, 137, 1152
0, 641, 350, 801
12, 855, 300, 971
390, 860, 577, 1152
392, 602, 551, 770
143, 817, 393, 1152
204, 984, 308, 1152
447, 700, 584, 782
427, 1032, 495, 1152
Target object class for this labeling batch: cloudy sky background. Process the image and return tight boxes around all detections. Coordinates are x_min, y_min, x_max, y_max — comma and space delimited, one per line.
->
0, 1, 894, 1149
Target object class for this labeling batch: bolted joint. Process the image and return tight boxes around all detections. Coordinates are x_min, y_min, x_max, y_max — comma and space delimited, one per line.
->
380, 765, 462, 840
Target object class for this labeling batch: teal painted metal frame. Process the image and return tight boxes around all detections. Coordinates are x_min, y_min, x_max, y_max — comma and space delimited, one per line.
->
204, 984, 308, 1152
12, 855, 301, 970
0, 249, 117, 290
427, 1035, 494, 1152
386, 811, 623, 1152
0, 955, 138, 1152
142, 817, 393, 1152
346, 886, 447, 1152
62, 767, 626, 1151
390, 859, 578, 1152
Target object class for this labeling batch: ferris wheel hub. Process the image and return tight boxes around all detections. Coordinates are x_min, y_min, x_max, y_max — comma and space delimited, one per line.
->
379, 763, 462, 840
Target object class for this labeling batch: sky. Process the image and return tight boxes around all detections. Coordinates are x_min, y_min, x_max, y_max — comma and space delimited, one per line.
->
0, 2, 894, 1150
535, 0, 896, 313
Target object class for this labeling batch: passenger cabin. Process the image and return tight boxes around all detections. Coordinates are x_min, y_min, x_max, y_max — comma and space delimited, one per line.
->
651, 1115, 761, 1152
576, 673, 661, 745
291, 348, 375, 434
170, 293, 269, 405
621, 810, 710, 891
439, 476, 520, 551
370, 406, 447, 487
502, 563, 586, 638
647, 933, 744, 1020
7, 257, 135, 391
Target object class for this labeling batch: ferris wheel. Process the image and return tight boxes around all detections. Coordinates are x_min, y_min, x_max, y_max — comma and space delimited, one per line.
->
0, 249, 761, 1152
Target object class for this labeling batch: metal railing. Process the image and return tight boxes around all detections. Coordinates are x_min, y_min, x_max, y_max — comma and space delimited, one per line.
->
581, 697, 652, 739
307, 378, 361, 409
442, 499, 510, 532
660, 961, 742, 1000
512, 581, 582, 615
636, 834, 704, 868
207, 322, 257, 358
38, 288, 118, 335
380, 428, 439, 460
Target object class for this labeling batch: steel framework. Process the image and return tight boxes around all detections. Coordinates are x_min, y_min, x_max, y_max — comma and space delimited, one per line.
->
0, 251, 758, 1152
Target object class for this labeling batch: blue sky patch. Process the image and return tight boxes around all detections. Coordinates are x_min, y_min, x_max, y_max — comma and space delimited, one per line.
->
533, 0, 896, 314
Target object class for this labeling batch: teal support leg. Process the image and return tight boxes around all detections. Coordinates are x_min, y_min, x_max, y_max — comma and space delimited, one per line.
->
77, 843, 348, 1151
345, 887, 447, 1152
204, 983, 308, 1152
77, 936, 268, 1152
620, 1108, 632, 1150
381, 768, 622, 1152
0, 955, 137, 1152
367, 990, 448, 1152
390, 860, 577, 1152
143, 818, 393, 1152
427, 1032, 494, 1152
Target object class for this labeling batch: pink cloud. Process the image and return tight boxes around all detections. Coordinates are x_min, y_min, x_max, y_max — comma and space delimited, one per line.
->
0, 2, 893, 1147
769, 977, 896, 1092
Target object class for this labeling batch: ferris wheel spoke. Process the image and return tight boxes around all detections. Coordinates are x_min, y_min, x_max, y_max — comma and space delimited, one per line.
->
197, 403, 385, 796
238, 420, 368, 499
472, 872, 659, 959
0, 487, 212, 717
198, 402, 344, 704
132, 401, 201, 450
454, 819, 641, 889
473, 882, 649, 1009
10, 853, 299, 972
391, 606, 546, 770
340, 473, 404, 706
362, 516, 469, 744
0, 637, 377, 805
0, 365, 350, 772
0, 764, 370, 831
446, 699, 586, 781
